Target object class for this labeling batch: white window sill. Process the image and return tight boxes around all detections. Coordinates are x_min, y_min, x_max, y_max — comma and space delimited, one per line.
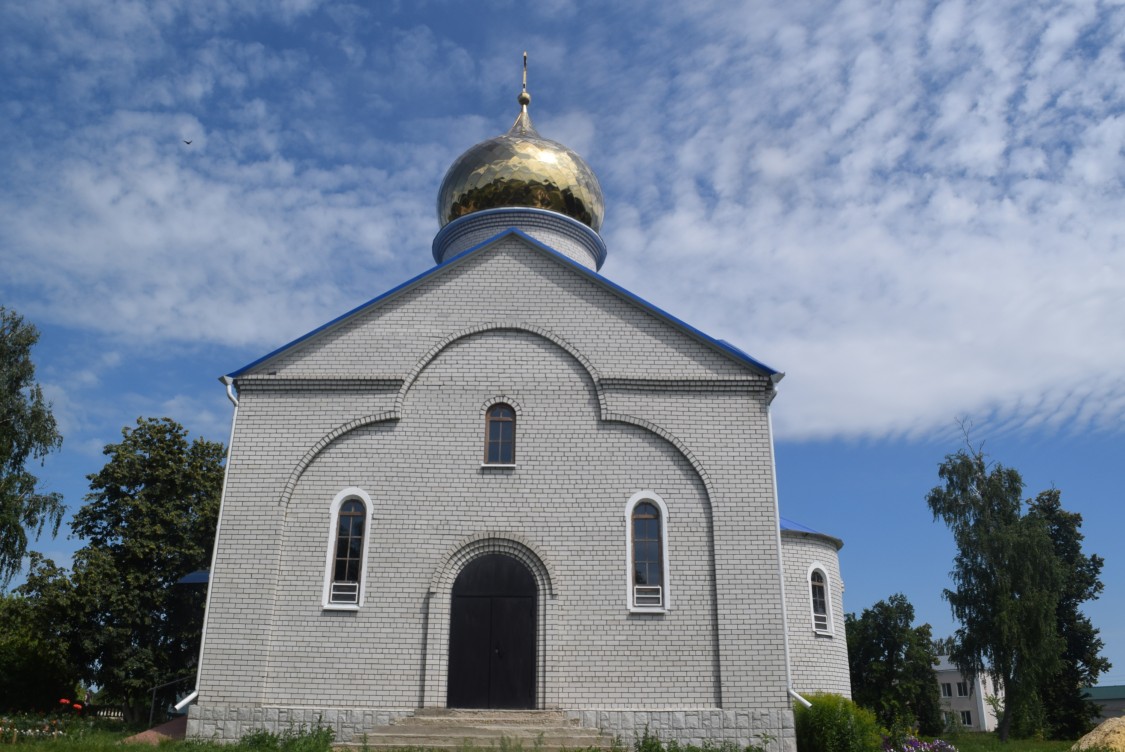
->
481, 463, 516, 468
322, 603, 360, 611
628, 606, 668, 614
813, 629, 834, 637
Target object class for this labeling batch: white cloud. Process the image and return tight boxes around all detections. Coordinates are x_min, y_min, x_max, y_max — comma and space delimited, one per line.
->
2, 0, 1124, 443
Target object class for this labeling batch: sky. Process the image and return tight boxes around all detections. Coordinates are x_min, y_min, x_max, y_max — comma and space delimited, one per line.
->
2, 0, 1123, 685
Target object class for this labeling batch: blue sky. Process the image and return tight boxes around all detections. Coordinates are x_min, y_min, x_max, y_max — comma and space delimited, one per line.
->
3, 1, 1123, 685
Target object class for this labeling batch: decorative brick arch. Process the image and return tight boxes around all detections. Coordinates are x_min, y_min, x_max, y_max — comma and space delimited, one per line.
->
428, 532, 557, 597
601, 411, 717, 506
275, 329, 718, 512
278, 411, 398, 507
395, 322, 606, 416
422, 534, 557, 709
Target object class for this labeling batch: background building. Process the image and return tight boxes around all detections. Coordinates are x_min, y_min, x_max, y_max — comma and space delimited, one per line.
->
936, 656, 1002, 732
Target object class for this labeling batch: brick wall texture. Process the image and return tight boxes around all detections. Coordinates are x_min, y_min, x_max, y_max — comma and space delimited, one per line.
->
781, 532, 852, 697
189, 228, 848, 750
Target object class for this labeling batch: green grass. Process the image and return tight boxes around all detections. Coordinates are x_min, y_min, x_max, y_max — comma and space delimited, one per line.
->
1, 720, 1107, 752
939, 732, 1094, 752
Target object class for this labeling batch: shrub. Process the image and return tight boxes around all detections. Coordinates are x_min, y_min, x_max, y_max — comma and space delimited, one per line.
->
231, 722, 334, 752
794, 693, 881, 752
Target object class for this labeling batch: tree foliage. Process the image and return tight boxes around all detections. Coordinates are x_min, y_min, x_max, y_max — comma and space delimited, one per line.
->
927, 445, 1088, 742
847, 594, 944, 736
1026, 489, 1110, 738
0, 555, 79, 711
65, 417, 224, 722
0, 306, 63, 585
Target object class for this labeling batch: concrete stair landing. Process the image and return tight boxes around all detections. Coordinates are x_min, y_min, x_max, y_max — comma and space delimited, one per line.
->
338, 709, 612, 750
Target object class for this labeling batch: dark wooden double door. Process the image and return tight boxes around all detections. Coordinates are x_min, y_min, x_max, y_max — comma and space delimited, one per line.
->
447, 554, 536, 709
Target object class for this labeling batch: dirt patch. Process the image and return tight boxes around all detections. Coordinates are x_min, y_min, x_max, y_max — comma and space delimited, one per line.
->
122, 715, 188, 745
1073, 716, 1125, 751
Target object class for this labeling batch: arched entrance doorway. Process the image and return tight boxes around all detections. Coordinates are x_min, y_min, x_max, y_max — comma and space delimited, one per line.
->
447, 553, 536, 709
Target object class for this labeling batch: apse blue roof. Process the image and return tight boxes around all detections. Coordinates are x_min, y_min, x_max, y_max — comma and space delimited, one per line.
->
780, 516, 823, 535
228, 227, 781, 379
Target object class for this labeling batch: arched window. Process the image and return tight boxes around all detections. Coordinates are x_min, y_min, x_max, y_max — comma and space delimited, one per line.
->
810, 567, 832, 633
625, 491, 670, 611
322, 488, 373, 609
484, 403, 516, 464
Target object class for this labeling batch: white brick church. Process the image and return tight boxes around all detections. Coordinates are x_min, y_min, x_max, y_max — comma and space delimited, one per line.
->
186, 79, 850, 749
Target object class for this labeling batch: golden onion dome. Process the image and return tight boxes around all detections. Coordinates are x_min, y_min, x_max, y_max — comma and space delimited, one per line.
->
436, 85, 604, 232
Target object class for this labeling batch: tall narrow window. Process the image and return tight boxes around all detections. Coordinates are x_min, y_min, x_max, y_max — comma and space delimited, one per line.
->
811, 569, 830, 632
632, 502, 663, 608
624, 491, 670, 612
484, 404, 515, 464
322, 488, 372, 609
331, 500, 365, 604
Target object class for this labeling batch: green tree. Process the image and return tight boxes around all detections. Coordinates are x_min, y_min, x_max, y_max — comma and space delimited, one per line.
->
926, 445, 1064, 742
846, 594, 944, 736
68, 417, 224, 723
0, 553, 80, 711
1026, 489, 1110, 738
931, 635, 956, 657
0, 306, 63, 585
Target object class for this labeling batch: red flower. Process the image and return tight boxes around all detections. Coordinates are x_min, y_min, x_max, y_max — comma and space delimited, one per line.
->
58, 699, 71, 705
72, 704, 83, 711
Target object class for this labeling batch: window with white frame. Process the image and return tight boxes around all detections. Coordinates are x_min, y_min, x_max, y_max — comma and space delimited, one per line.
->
941, 682, 952, 698
484, 403, 516, 464
322, 488, 373, 609
809, 566, 833, 633
960, 710, 972, 726
956, 681, 969, 697
625, 491, 670, 611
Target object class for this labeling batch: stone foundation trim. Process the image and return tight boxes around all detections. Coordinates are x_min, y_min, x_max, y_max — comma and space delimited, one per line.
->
566, 709, 795, 752
186, 704, 412, 743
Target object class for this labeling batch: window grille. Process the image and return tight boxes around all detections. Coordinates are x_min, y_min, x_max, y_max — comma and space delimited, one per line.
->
330, 581, 359, 604
634, 585, 662, 607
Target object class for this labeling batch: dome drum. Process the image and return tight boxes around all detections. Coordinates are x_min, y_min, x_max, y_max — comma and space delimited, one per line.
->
432, 207, 608, 271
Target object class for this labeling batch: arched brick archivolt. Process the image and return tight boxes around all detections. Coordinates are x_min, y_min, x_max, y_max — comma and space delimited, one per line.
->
277, 411, 399, 508
394, 322, 607, 416
276, 325, 719, 514
422, 534, 557, 709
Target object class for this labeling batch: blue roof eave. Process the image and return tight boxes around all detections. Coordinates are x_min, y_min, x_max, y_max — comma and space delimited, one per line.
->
781, 516, 844, 550
226, 226, 783, 381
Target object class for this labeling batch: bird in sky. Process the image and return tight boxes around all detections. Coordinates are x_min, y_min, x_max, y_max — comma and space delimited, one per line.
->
184, 140, 192, 145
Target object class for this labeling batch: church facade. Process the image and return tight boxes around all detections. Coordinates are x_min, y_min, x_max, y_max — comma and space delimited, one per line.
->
187, 83, 849, 750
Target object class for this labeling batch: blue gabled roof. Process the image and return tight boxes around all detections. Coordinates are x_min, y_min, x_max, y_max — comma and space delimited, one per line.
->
227, 227, 781, 379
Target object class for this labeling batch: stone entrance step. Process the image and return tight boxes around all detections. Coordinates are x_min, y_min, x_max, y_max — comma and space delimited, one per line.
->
337, 709, 613, 750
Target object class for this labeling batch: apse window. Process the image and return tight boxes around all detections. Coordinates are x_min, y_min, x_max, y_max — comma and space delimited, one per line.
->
810, 568, 832, 633
484, 403, 516, 464
625, 492, 669, 611
322, 489, 372, 609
